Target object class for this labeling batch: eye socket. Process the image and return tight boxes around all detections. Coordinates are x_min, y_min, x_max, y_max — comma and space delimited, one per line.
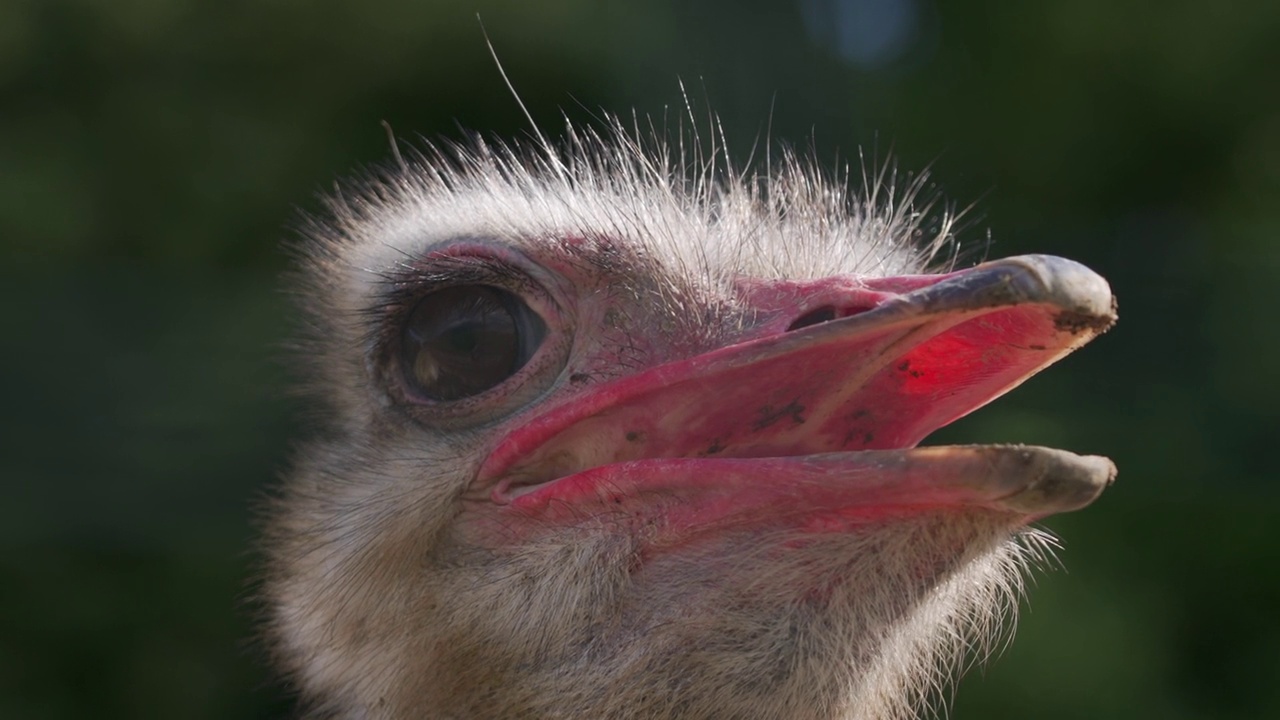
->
400, 285, 548, 402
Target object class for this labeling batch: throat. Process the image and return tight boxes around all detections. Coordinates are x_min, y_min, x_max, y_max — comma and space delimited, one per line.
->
423, 512, 1039, 720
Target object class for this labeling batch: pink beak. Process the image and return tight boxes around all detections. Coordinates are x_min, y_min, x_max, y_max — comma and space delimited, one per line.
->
479, 255, 1117, 543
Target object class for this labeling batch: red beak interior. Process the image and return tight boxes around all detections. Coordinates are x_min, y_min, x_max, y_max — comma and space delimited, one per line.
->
478, 255, 1117, 541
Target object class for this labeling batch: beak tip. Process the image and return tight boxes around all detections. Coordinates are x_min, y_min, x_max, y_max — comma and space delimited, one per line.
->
998, 446, 1117, 516
998, 254, 1117, 323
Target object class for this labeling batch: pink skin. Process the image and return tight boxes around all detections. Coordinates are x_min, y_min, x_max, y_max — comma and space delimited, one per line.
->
473, 255, 1115, 547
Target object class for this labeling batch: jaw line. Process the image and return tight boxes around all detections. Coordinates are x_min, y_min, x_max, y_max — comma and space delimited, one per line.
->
474, 254, 1116, 535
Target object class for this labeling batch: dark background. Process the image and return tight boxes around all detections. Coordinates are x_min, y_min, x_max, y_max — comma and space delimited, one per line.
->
3, 1, 1277, 718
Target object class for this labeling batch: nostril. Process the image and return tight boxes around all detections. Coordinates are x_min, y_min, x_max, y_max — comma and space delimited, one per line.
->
787, 306, 837, 332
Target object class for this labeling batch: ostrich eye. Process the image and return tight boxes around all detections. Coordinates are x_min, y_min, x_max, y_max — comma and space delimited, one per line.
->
400, 285, 547, 402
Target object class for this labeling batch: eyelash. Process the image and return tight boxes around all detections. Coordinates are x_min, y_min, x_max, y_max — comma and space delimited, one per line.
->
368, 254, 522, 314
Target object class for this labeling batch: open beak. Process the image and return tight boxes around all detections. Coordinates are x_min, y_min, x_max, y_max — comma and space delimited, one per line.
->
480, 255, 1117, 540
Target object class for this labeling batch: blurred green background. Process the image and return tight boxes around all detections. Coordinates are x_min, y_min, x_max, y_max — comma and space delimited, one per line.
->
3, 0, 1277, 718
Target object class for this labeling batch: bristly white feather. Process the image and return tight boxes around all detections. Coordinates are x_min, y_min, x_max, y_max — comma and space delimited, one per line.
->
312, 110, 962, 305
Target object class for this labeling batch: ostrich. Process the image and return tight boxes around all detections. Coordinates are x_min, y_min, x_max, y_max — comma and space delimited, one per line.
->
263, 119, 1116, 720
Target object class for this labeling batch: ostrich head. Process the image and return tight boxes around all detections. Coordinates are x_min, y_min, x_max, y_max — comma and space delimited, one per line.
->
264, 122, 1116, 719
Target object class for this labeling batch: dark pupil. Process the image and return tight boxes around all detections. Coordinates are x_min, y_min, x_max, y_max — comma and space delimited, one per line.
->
401, 285, 545, 401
